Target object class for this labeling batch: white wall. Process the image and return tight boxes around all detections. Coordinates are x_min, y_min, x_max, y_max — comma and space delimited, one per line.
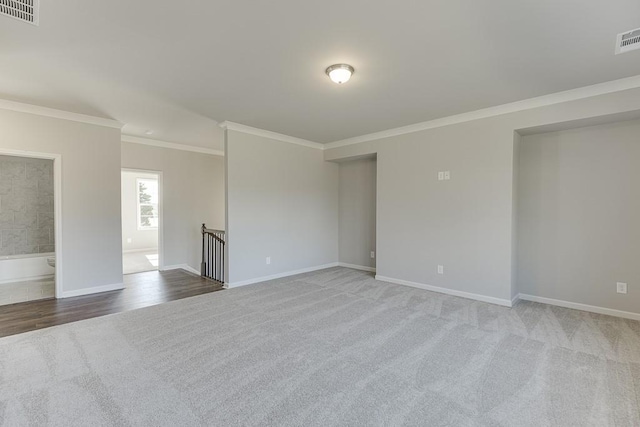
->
325, 86, 640, 306
0, 109, 123, 295
121, 171, 159, 252
338, 157, 377, 270
517, 119, 640, 314
225, 130, 338, 285
121, 142, 225, 272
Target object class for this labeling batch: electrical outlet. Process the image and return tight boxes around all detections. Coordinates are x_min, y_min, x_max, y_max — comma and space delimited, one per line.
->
444, 171, 451, 180
266, 257, 271, 265
437, 265, 444, 275
370, 251, 375, 259
617, 282, 627, 294
438, 172, 444, 181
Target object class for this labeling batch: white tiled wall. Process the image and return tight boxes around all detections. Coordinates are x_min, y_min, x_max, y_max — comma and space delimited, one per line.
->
0, 278, 54, 306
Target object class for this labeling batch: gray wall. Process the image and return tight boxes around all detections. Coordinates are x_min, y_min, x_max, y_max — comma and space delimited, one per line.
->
325, 86, 640, 305
121, 142, 225, 272
338, 157, 376, 269
0, 109, 123, 294
517, 119, 640, 313
328, 121, 516, 303
225, 130, 338, 285
0, 155, 55, 255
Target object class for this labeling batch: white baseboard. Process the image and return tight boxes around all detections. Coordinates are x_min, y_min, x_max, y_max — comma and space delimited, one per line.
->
61, 283, 124, 298
375, 275, 513, 307
161, 264, 200, 275
338, 262, 376, 273
511, 294, 520, 307
226, 262, 339, 289
516, 293, 640, 321
0, 274, 54, 285
123, 248, 158, 254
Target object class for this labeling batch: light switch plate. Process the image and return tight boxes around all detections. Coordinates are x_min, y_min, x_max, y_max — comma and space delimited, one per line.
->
617, 282, 627, 294
437, 265, 444, 275
444, 171, 451, 180
438, 172, 444, 181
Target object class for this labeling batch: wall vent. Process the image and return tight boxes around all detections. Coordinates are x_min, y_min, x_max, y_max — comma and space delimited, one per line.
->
0, 0, 39, 25
616, 28, 640, 54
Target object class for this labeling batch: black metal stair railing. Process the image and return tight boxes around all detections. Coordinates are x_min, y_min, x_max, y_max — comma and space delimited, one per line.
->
201, 224, 225, 283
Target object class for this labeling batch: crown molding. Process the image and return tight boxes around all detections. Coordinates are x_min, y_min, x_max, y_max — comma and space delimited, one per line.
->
0, 98, 123, 129
325, 74, 640, 149
121, 135, 224, 156
219, 121, 324, 150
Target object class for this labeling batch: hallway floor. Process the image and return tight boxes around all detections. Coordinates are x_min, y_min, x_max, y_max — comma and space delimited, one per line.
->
123, 249, 159, 274
0, 269, 223, 338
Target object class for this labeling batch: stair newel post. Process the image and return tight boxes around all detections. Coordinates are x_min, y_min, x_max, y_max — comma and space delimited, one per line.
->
201, 223, 206, 276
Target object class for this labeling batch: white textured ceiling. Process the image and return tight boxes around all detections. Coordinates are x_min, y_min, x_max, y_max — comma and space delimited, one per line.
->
1, 0, 640, 150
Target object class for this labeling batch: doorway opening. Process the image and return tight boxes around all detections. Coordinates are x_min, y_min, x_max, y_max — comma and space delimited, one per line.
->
0, 150, 61, 304
121, 170, 162, 274
338, 154, 377, 273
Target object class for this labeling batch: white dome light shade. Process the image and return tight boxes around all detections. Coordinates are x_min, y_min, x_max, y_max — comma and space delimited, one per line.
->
326, 64, 354, 84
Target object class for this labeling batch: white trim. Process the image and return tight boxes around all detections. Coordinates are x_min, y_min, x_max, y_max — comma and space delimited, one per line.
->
0, 148, 63, 300
511, 294, 520, 307
0, 274, 54, 286
122, 135, 224, 156
157, 171, 164, 271
122, 248, 158, 254
61, 283, 124, 298
161, 264, 200, 275
516, 293, 640, 321
338, 262, 376, 273
0, 98, 122, 129
226, 262, 340, 288
375, 275, 513, 307
0, 252, 54, 261
53, 154, 63, 299
325, 74, 640, 149
220, 121, 325, 150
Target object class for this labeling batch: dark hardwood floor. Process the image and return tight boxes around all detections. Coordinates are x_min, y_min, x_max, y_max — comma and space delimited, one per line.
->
0, 269, 224, 338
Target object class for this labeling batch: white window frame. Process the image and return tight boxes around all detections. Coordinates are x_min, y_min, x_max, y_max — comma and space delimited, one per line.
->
136, 177, 158, 231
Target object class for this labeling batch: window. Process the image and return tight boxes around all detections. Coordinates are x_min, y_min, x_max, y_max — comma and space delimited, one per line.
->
137, 178, 158, 230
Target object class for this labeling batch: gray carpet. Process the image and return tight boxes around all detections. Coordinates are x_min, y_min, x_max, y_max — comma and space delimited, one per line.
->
1, 267, 639, 426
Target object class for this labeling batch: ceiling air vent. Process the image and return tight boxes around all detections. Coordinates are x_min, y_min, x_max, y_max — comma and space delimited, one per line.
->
616, 28, 640, 54
0, 0, 39, 25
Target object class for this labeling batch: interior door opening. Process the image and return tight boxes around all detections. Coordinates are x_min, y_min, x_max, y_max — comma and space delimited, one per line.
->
0, 152, 60, 304
121, 170, 162, 275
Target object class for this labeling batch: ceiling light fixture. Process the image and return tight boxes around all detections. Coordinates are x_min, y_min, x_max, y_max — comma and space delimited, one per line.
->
145, 130, 153, 135
326, 64, 354, 84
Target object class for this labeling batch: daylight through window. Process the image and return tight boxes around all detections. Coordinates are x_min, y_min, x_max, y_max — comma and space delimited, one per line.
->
137, 178, 158, 229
